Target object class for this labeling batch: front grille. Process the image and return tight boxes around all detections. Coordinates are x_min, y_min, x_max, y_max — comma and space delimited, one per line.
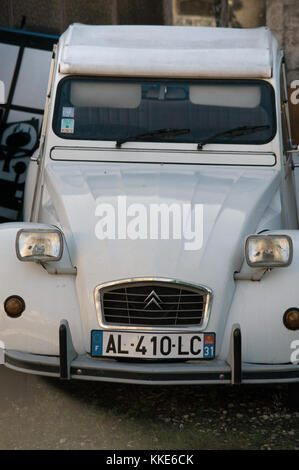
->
97, 279, 211, 328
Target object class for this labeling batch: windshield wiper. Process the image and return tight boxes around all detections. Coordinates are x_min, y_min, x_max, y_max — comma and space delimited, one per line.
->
116, 128, 190, 148
197, 125, 270, 150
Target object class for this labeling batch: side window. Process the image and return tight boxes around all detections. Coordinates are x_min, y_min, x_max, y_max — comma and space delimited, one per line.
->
280, 61, 293, 153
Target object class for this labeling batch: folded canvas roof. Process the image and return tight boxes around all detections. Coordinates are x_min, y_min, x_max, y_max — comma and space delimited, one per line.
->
59, 24, 275, 79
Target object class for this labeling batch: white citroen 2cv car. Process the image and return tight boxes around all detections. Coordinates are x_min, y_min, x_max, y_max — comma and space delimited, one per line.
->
1, 24, 299, 407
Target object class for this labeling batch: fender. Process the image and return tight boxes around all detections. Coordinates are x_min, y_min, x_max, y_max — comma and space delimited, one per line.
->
221, 230, 299, 364
0, 222, 83, 356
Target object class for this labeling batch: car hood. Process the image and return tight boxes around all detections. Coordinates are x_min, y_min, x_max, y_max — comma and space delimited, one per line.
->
40, 161, 280, 349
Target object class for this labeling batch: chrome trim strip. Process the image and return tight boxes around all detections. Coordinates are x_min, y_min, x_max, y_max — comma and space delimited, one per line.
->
50, 146, 277, 167
94, 277, 213, 332
51, 145, 276, 156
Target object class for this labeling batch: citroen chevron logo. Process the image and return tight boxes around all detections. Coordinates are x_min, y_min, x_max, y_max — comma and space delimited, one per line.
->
144, 290, 163, 310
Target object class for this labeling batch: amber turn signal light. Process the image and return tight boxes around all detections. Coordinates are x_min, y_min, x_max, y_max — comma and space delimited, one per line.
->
283, 308, 299, 331
4, 296, 25, 318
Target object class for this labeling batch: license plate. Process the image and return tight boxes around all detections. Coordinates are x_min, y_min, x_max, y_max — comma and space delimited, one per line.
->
91, 330, 215, 359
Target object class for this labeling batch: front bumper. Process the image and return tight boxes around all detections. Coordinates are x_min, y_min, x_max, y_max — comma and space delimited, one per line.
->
3, 320, 299, 385
3, 322, 299, 385
4, 349, 299, 385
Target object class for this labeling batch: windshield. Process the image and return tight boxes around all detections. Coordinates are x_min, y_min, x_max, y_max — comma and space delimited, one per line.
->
53, 77, 276, 145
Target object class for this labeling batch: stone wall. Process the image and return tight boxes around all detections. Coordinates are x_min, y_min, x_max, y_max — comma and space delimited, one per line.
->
172, 0, 266, 27
172, 0, 216, 26
171, 0, 299, 84
266, 0, 299, 84
0, 0, 166, 35
2, 0, 299, 85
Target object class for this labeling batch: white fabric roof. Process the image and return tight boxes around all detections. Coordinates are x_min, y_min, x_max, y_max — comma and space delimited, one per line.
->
59, 24, 275, 78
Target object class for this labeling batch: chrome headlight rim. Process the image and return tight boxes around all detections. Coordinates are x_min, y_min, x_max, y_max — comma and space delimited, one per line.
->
245, 234, 293, 268
15, 228, 64, 263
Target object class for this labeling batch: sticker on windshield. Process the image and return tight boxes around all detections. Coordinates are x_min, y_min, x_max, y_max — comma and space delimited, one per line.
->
62, 106, 74, 118
61, 118, 74, 133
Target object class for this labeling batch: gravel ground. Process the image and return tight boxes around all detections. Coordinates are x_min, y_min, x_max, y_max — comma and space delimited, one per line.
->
0, 365, 298, 450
